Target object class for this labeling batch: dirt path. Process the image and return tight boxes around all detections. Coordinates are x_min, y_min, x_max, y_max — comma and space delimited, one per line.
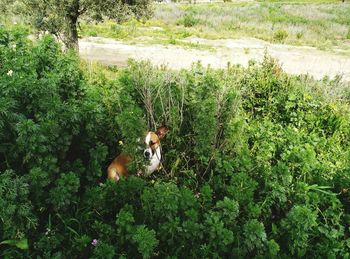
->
79, 37, 350, 81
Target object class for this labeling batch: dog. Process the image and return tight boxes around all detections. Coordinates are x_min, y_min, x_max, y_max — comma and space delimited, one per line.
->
107, 126, 168, 181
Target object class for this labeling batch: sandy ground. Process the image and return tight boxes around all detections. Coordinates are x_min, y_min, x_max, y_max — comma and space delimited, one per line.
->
79, 37, 350, 81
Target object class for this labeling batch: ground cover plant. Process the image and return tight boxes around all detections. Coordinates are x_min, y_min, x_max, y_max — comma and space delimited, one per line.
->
80, 1, 350, 52
1, 27, 350, 258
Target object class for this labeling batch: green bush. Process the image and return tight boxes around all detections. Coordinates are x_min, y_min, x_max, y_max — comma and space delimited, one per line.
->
177, 13, 200, 27
273, 29, 288, 42
1, 27, 350, 258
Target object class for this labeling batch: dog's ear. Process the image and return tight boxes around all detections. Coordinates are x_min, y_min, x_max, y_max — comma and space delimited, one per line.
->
156, 126, 168, 139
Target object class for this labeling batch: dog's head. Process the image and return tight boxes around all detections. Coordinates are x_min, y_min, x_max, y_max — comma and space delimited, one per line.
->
143, 126, 168, 160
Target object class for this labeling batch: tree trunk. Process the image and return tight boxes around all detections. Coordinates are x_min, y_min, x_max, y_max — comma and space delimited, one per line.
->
64, 19, 79, 51
63, 0, 80, 51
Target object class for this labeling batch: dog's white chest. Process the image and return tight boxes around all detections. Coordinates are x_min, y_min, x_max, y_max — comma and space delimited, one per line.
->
145, 147, 161, 176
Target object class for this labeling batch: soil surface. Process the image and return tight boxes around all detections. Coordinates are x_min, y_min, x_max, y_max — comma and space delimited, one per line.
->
79, 36, 350, 81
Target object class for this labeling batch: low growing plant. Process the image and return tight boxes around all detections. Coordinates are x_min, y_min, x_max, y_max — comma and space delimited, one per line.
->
1, 27, 350, 258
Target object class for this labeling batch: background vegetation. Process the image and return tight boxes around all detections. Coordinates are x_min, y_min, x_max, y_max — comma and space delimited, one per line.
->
80, 1, 350, 52
1, 26, 350, 258
0, 0, 154, 50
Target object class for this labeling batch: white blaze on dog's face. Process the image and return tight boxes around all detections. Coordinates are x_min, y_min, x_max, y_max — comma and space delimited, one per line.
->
143, 126, 168, 175
143, 131, 160, 161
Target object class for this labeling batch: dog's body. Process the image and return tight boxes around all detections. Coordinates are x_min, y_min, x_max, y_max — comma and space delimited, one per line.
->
107, 126, 168, 181
107, 154, 131, 181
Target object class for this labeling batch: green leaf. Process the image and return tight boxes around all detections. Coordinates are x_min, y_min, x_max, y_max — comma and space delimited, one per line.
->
0, 238, 29, 250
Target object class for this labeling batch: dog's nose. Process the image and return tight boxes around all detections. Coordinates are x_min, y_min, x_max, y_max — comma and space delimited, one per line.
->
144, 150, 150, 158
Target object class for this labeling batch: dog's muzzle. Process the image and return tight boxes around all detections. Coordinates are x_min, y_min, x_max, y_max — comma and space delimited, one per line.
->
144, 148, 152, 159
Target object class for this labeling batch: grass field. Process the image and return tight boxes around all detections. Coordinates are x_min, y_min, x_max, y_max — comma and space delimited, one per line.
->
81, 0, 350, 51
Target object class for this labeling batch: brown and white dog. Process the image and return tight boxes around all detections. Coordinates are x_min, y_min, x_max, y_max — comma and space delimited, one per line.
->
107, 126, 168, 181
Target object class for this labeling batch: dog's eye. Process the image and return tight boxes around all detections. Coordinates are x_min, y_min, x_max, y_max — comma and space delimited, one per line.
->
149, 141, 154, 146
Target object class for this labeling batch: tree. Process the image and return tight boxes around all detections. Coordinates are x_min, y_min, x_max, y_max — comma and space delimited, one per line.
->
0, 0, 22, 22
0, 0, 11, 16
19, 0, 153, 50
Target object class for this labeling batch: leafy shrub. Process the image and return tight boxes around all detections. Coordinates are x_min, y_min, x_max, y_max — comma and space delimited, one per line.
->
0, 170, 37, 240
49, 172, 80, 211
177, 13, 200, 27
273, 29, 288, 42
1, 27, 350, 258
296, 31, 304, 39
243, 219, 267, 254
281, 205, 317, 257
132, 225, 159, 259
